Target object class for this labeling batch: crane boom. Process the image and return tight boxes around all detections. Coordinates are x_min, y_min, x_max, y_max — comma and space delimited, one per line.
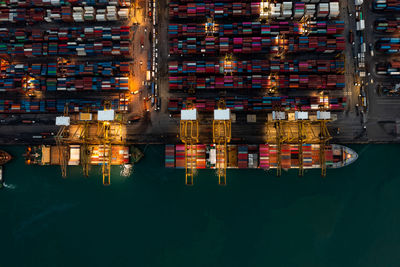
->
180, 107, 199, 185
213, 100, 231, 185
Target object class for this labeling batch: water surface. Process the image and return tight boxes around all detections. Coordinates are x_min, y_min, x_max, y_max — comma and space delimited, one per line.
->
1, 144, 400, 267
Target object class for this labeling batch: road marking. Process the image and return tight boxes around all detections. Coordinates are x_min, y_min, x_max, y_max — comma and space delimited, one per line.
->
376, 99, 400, 105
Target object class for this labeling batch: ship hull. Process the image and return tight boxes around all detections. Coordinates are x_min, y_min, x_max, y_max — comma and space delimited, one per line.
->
165, 144, 358, 170
0, 150, 12, 165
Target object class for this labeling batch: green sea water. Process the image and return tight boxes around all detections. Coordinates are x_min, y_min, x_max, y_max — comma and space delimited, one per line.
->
1, 144, 400, 267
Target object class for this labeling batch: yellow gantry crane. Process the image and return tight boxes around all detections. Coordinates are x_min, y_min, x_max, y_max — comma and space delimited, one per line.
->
299, 15, 311, 36
294, 111, 310, 177
260, 0, 271, 21
266, 108, 333, 177
54, 100, 125, 184
223, 53, 234, 76
212, 100, 231, 185
97, 101, 115, 185
0, 58, 9, 77
268, 73, 279, 94
179, 102, 199, 185
78, 107, 93, 177
317, 110, 332, 177
272, 111, 287, 177
298, 119, 305, 176
55, 103, 70, 178
276, 33, 287, 59
205, 17, 217, 36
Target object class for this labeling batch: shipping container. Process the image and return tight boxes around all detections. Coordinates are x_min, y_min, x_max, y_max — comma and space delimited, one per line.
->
167, 96, 347, 113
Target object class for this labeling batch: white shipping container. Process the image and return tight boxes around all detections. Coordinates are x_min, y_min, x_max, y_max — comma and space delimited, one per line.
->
361, 43, 366, 53
96, 14, 106, 21
357, 20, 365, 31
282, 2, 293, 9
329, 2, 340, 17
73, 7, 83, 12
317, 3, 329, 17
50, 13, 61, 19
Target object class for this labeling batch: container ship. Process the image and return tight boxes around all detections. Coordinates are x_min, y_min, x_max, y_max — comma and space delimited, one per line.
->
25, 145, 129, 166
165, 144, 357, 170
0, 150, 12, 189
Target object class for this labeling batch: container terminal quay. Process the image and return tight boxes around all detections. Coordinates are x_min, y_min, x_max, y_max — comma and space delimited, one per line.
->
0, 0, 400, 185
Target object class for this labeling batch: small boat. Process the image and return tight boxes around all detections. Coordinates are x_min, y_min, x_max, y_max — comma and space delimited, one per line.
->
131, 146, 144, 164
0, 150, 12, 165
120, 164, 133, 177
0, 166, 3, 189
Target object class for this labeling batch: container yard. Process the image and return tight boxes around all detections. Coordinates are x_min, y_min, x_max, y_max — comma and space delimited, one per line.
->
1, 0, 400, 186
165, 0, 361, 184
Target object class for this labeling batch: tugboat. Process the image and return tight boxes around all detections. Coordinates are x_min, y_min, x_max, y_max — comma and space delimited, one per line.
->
120, 146, 144, 177
0, 150, 12, 165
0, 150, 12, 189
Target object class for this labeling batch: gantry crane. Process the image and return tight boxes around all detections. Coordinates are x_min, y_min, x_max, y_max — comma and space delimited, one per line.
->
78, 107, 93, 177
265, 108, 333, 177
179, 102, 199, 185
22, 74, 36, 97
55, 103, 70, 178
97, 101, 114, 185
299, 15, 311, 36
223, 54, 234, 76
265, 109, 287, 177
268, 73, 279, 94
295, 111, 310, 176
274, 115, 284, 177
57, 57, 68, 76
205, 17, 217, 36
212, 100, 231, 185
276, 33, 287, 59
260, 0, 271, 21
297, 118, 305, 176
317, 110, 332, 177
0, 58, 9, 78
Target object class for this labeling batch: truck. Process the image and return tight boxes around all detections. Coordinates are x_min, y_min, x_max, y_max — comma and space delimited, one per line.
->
361, 43, 366, 53
348, 30, 354, 44
357, 20, 365, 31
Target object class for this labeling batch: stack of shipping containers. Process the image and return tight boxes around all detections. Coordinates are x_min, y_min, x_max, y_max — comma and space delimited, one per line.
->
0, 0, 132, 115
165, 145, 175, 168
167, 0, 347, 170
